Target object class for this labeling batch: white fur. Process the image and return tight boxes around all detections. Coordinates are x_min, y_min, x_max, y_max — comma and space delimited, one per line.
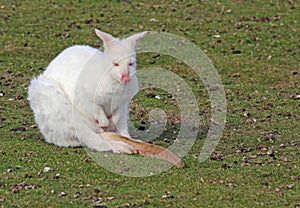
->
27, 30, 147, 153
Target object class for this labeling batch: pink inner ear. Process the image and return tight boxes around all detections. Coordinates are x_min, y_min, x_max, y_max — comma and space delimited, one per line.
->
95, 29, 115, 45
124, 31, 148, 49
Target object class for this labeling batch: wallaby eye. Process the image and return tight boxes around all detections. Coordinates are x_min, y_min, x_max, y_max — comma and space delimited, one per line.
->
129, 62, 134, 66
113, 63, 119, 67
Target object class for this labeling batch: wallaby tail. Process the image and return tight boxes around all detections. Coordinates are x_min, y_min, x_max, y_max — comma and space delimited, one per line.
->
100, 132, 185, 168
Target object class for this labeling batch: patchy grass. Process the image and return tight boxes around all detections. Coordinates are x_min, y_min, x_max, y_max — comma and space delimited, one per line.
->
0, 0, 299, 207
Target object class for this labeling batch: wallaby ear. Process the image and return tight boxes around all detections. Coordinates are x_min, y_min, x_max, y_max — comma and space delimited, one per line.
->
95, 29, 115, 47
124, 31, 148, 49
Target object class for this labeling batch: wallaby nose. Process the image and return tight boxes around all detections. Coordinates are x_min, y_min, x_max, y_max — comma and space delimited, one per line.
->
121, 73, 130, 84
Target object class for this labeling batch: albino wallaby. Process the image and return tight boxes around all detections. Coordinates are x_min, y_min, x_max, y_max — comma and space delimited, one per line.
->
27, 29, 184, 168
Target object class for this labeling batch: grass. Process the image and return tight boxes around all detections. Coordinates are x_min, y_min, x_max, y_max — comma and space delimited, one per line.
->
1, 0, 299, 207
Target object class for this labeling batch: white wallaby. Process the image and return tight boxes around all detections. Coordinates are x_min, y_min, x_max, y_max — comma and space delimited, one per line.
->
27, 29, 184, 167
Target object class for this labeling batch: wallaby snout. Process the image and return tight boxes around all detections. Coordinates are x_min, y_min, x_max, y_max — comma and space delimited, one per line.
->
121, 73, 130, 84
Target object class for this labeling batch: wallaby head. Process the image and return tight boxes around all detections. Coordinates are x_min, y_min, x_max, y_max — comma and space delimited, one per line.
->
95, 29, 147, 85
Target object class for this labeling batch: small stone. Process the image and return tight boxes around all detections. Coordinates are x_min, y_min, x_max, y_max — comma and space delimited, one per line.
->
73, 192, 81, 198
278, 191, 284, 197
59, 191, 67, 197
12, 188, 20, 194
223, 195, 233, 201
221, 163, 231, 169
243, 112, 250, 117
152, 54, 160, 59
149, 18, 158, 22
147, 195, 153, 198
149, 60, 155, 64
162, 192, 174, 199
43, 167, 52, 172
54, 173, 60, 179
267, 149, 275, 157
185, 16, 192, 21
291, 176, 298, 181
63, 33, 70, 38
212, 34, 221, 38
294, 95, 300, 99
226, 183, 237, 188
210, 152, 224, 161
7, 168, 13, 172
24, 185, 34, 190
11, 126, 26, 132
146, 92, 155, 98
232, 50, 242, 54
209, 86, 220, 92
281, 157, 288, 162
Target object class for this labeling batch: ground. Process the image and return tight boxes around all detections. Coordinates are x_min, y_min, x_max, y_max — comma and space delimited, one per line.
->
0, 1, 299, 207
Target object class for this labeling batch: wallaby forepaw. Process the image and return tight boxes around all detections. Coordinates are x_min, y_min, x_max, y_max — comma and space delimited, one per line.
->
96, 119, 116, 133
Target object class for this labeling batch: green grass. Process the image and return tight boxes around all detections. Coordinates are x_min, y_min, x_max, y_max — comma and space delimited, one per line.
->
1, 0, 299, 207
